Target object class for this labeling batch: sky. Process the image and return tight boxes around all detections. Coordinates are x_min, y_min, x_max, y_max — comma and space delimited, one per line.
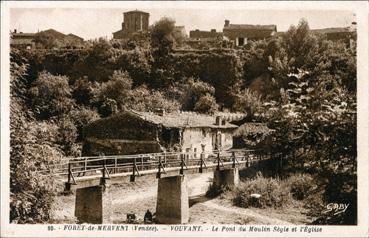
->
10, 8, 355, 40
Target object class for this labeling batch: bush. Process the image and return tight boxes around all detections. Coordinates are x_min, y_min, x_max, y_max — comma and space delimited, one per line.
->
287, 173, 315, 200
233, 174, 291, 208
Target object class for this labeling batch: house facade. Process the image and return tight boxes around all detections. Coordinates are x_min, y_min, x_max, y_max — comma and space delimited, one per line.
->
189, 29, 223, 41
82, 110, 245, 156
222, 20, 277, 46
10, 30, 36, 49
310, 23, 356, 48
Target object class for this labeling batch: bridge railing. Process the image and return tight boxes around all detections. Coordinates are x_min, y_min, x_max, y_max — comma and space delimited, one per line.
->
39, 149, 272, 183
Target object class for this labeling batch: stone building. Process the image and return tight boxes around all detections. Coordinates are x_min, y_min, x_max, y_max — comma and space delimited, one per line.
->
113, 10, 150, 39
222, 20, 277, 46
189, 29, 223, 41
174, 26, 187, 38
10, 30, 36, 49
310, 23, 356, 48
82, 110, 245, 156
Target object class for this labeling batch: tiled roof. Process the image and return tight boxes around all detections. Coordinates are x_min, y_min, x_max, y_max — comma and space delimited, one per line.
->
130, 110, 245, 129
223, 24, 277, 39
11, 33, 36, 37
310, 27, 353, 34
189, 30, 222, 39
225, 24, 277, 31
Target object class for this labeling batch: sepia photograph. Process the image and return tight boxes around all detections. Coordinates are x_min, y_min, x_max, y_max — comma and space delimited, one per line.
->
1, 1, 368, 237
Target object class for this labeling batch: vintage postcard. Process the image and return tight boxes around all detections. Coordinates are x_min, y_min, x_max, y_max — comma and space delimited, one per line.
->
1, 1, 368, 237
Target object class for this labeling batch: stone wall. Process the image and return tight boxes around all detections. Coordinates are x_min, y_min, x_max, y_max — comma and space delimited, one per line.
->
82, 137, 163, 156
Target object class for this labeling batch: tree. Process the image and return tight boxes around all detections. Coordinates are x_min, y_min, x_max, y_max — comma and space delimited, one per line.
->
193, 93, 219, 114
96, 70, 133, 114
282, 18, 318, 69
10, 51, 61, 223
177, 78, 219, 112
127, 85, 180, 112
72, 76, 96, 106
69, 106, 100, 141
265, 69, 357, 225
232, 88, 264, 116
150, 17, 177, 50
28, 71, 75, 120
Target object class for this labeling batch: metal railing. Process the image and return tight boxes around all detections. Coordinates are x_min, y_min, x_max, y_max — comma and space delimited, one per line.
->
39, 149, 271, 185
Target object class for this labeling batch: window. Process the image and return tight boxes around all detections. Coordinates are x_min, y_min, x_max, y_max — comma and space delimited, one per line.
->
238, 37, 245, 46
202, 129, 206, 137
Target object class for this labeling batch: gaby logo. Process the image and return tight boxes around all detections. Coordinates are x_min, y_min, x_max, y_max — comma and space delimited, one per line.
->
322, 203, 350, 215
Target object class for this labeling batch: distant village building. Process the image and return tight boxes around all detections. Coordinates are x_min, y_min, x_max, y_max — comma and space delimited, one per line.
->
310, 22, 356, 48
189, 29, 223, 41
10, 30, 36, 49
222, 20, 277, 46
82, 110, 246, 156
174, 26, 187, 38
113, 10, 150, 39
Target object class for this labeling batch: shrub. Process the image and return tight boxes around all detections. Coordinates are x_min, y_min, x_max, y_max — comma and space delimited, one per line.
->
233, 174, 291, 208
287, 173, 315, 200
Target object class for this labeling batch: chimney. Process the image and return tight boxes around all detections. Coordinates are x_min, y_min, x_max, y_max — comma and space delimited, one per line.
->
215, 116, 222, 126
211, 29, 216, 33
14, 29, 17, 34
350, 21, 357, 31
224, 20, 230, 27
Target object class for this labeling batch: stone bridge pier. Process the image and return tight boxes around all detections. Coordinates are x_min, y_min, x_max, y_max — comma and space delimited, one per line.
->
73, 168, 240, 224
213, 168, 239, 188
156, 175, 189, 224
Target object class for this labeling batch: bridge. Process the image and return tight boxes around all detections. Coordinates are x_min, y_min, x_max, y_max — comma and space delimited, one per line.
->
44, 149, 273, 224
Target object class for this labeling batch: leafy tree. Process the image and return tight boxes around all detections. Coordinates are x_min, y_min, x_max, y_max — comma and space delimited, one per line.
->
282, 18, 318, 69
69, 106, 100, 140
115, 48, 153, 86
150, 17, 177, 50
128, 85, 180, 112
10, 52, 61, 223
96, 70, 133, 114
232, 88, 264, 116
265, 69, 356, 225
178, 77, 218, 111
193, 93, 219, 114
28, 71, 75, 120
81, 38, 115, 82
71, 76, 96, 106
57, 118, 78, 156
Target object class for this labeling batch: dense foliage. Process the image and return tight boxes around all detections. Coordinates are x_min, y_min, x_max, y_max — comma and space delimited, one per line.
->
9, 17, 356, 224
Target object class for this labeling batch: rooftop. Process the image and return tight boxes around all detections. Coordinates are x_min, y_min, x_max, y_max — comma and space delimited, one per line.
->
124, 10, 149, 15
310, 27, 354, 34
224, 24, 277, 31
130, 110, 245, 129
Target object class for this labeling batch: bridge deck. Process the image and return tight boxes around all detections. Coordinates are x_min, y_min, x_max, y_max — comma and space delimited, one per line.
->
40, 149, 274, 188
